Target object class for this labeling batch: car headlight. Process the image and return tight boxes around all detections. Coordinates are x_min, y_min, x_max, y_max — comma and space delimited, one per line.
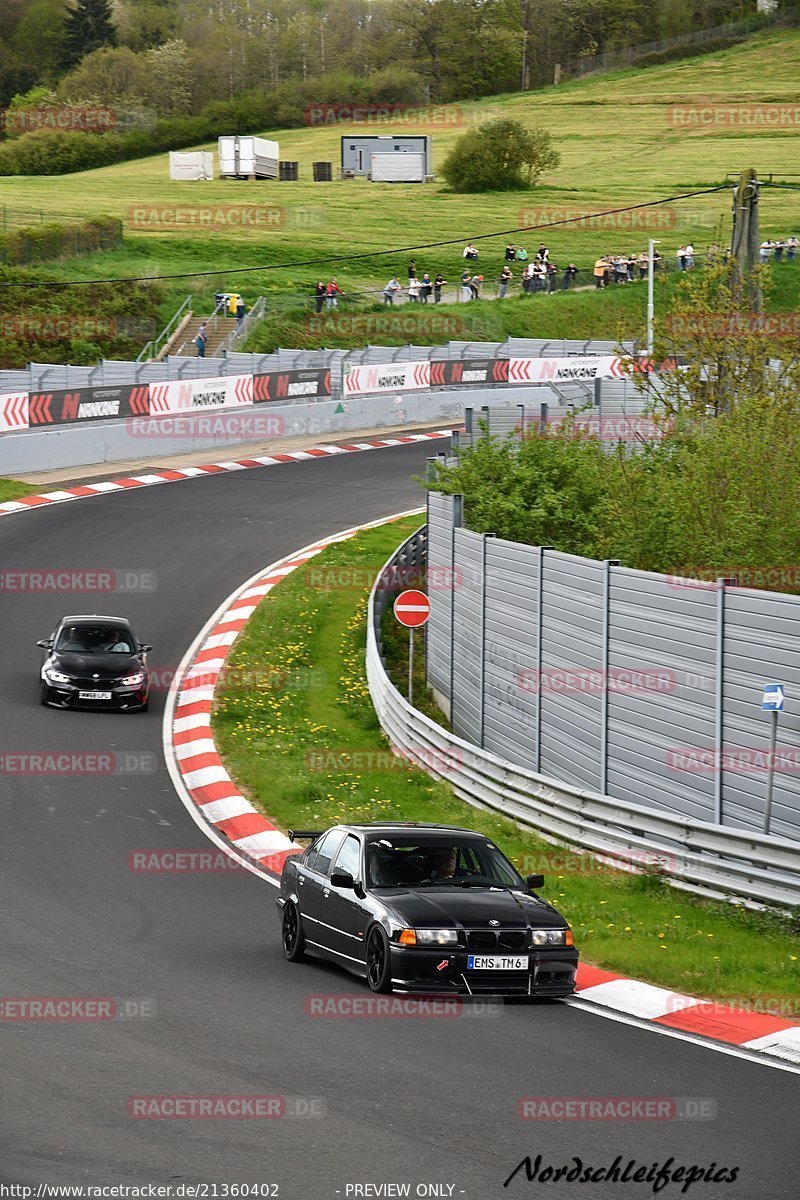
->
121, 672, 145, 686
44, 667, 71, 684
530, 928, 573, 947
416, 928, 459, 946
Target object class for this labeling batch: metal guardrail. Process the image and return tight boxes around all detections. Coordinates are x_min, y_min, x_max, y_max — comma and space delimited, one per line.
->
137, 295, 192, 363
366, 530, 800, 909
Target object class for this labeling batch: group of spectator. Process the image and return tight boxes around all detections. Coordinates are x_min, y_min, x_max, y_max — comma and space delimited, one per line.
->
314, 279, 346, 312
383, 262, 449, 304
591, 250, 663, 288
759, 237, 799, 262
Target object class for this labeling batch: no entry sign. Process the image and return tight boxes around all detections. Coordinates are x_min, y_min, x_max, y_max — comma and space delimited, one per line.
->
393, 589, 430, 628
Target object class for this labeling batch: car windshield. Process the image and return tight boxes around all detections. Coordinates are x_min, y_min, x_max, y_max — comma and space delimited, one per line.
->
56, 626, 135, 654
366, 836, 524, 890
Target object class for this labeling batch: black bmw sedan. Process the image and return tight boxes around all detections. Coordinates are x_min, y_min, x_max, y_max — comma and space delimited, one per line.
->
38, 615, 151, 711
276, 823, 578, 997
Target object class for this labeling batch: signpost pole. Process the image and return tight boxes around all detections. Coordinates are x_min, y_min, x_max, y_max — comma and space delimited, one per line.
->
760, 682, 785, 835
408, 629, 415, 706
763, 708, 778, 835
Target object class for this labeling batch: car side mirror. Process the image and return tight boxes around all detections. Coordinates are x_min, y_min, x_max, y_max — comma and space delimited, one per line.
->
527, 873, 545, 891
37, 639, 52, 649
138, 644, 152, 653
330, 871, 355, 889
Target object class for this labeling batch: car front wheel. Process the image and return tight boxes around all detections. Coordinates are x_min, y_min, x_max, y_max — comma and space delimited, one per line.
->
365, 926, 392, 993
282, 901, 305, 962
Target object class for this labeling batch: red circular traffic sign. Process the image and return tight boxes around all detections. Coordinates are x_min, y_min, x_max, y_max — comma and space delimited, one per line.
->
393, 589, 430, 628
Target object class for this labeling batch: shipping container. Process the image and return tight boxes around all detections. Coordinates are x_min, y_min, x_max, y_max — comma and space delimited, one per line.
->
218, 136, 279, 179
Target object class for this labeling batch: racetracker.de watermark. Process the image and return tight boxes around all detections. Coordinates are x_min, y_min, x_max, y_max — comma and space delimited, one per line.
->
518, 850, 678, 875
516, 668, 677, 694
0, 105, 116, 132
127, 205, 325, 231
665, 313, 800, 338
128, 1095, 325, 1119
540, 415, 671, 442
0, 569, 156, 593
305, 314, 469, 339
518, 1097, 716, 1122
303, 103, 495, 127
0, 316, 157, 342
518, 205, 677, 231
667, 564, 800, 591
668, 104, 800, 128
665, 994, 800, 1017
0, 996, 156, 1021
304, 564, 459, 591
305, 995, 502, 1018
0, 751, 156, 776
125, 413, 285, 440
667, 747, 800, 773
303, 747, 462, 773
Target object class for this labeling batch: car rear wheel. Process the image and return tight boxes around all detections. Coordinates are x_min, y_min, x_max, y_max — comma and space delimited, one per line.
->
365, 926, 392, 993
282, 901, 305, 962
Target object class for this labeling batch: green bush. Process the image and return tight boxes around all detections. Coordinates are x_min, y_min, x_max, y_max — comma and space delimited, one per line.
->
0, 215, 122, 265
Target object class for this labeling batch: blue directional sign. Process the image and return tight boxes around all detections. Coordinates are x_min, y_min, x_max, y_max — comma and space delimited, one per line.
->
761, 684, 785, 712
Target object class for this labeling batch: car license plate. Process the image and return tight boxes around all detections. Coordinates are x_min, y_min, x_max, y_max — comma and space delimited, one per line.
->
467, 954, 529, 971
79, 690, 112, 700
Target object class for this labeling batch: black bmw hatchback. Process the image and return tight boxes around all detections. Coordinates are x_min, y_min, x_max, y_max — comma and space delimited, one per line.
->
38, 614, 151, 711
276, 823, 578, 997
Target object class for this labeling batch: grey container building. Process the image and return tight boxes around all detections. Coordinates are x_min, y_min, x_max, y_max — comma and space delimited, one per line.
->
340, 135, 433, 178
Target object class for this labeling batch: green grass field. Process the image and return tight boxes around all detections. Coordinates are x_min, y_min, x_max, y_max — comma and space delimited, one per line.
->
0, 26, 798, 330
211, 516, 800, 999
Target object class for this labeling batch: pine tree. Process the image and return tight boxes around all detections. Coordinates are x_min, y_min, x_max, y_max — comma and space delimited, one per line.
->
61, 0, 117, 73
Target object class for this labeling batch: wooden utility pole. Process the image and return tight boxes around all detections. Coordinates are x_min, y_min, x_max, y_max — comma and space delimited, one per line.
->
730, 167, 761, 312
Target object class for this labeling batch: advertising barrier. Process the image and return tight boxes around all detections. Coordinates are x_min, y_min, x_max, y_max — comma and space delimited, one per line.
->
343, 361, 430, 397
0, 392, 29, 433
28, 385, 149, 427
429, 360, 509, 386
253, 369, 331, 403
149, 375, 253, 415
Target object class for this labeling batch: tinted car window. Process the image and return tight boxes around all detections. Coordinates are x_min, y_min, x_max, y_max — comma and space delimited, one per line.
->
366, 837, 524, 889
308, 829, 346, 877
56, 625, 135, 654
332, 834, 361, 881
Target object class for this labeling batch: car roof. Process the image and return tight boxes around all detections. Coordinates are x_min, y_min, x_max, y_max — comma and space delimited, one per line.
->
59, 615, 133, 626
346, 823, 486, 837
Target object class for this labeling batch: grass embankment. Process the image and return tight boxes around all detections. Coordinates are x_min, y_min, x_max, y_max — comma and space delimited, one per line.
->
0, 479, 33, 503
212, 515, 800, 1001
0, 27, 798, 328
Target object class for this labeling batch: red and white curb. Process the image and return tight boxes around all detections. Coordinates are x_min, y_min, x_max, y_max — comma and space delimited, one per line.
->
163, 510, 424, 883
162, 522, 800, 1073
0, 430, 453, 520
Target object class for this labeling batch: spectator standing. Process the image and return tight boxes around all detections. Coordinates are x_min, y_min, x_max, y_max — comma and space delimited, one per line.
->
469, 274, 483, 300
408, 276, 420, 302
461, 270, 473, 301
383, 276, 401, 305
408, 259, 417, 280
420, 272, 433, 303
236, 295, 246, 326
677, 246, 687, 271
521, 263, 533, 295
773, 238, 786, 263
562, 263, 578, 290
787, 235, 799, 261
434, 273, 446, 303
638, 251, 649, 280
546, 262, 558, 293
593, 257, 607, 289
195, 322, 207, 357
314, 281, 326, 313
326, 278, 344, 308
498, 265, 513, 298
684, 243, 695, 269
759, 239, 772, 264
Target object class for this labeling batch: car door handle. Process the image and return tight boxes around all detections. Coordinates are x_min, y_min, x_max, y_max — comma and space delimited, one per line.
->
323, 889, 330, 898
298, 877, 305, 885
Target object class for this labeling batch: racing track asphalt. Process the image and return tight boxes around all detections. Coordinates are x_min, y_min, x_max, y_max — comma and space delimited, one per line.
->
0, 443, 797, 1199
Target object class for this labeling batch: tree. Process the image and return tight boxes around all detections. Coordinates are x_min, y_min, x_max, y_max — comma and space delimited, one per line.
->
441, 118, 560, 192
61, 0, 117, 72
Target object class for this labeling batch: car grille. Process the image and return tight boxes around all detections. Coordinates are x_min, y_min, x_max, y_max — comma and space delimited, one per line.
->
467, 929, 527, 951
70, 677, 125, 688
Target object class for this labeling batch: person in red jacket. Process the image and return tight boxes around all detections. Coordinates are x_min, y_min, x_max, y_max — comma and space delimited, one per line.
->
325, 278, 344, 309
